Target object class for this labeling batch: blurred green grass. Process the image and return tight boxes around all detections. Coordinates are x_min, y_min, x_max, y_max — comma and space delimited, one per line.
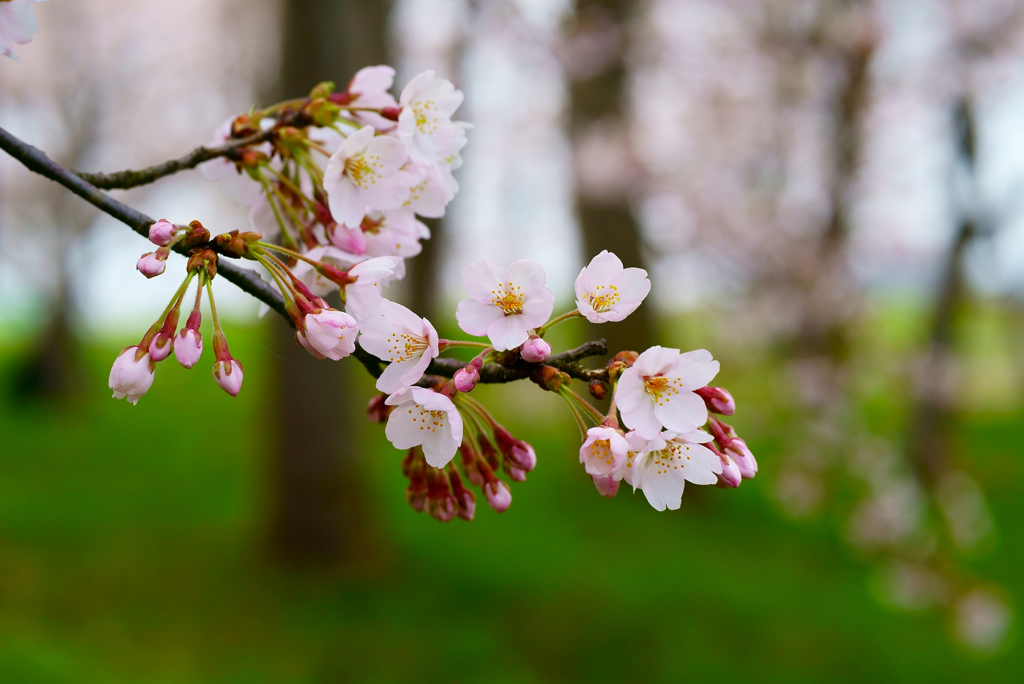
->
0, 311, 1021, 683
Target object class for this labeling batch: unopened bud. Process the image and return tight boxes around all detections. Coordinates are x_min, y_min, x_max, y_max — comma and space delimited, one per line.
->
380, 106, 401, 121
454, 366, 479, 393
592, 473, 620, 498
187, 248, 218, 278
520, 336, 551, 363
505, 464, 527, 482
494, 426, 537, 473
174, 328, 203, 369
148, 332, 173, 362
484, 480, 512, 513
530, 365, 569, 392
309, 81, 335, 99
696, 386, 735, 415
716, 454, 743, 489
447, 468, 476, 522
610, 350, 639, 366
136, 250, 168, 278
108, 346, 155, 405
588, 379, 608, 400
307, 99, 341, 126
148, 219, 178, 246
212, 358, 244, 397
181, 221, 211, 249
725, 438, 757, 479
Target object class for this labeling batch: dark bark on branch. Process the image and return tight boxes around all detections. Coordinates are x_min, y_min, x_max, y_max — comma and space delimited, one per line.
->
0, 124, 611, 384
72, 131, 274, 190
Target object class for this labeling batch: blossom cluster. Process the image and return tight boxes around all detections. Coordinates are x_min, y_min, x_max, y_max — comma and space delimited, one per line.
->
105, 66, 757, 520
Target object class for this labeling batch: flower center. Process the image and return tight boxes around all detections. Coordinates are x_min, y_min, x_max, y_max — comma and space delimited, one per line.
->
385, 333, 428, 363
409, 405, 446, 434
587, 284, 620, 312
413, 100, 439, 135
490, 282, 524, 315
588, 439, 615, 467
644, 375, 682, 405
345, 153, 383, 189
650, 442, 692, 475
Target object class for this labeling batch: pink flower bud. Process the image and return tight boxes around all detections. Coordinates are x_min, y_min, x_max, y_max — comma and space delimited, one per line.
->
148, 219, 178, 246
427, 495, 458, 523
137, 251, 167, 278
506, 464, 527, 482
302, 309, 359, 360
108, 346, 155, 405
725, 438, 757, 479
696, 386, 735, 415
174, 328, 203, 369
213, 358, 244, 397
495, 426, 537, 473
716, 454, 743, 488
592, 473, 620, 498
367, 394, 391, 423
520, 336, 552, 363
484, 480, 512, 513
148, 332, 173, 362
454, 366, 479, 392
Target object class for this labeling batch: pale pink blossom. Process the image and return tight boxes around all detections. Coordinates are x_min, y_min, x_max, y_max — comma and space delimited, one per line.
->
575, 250, 651, 323
625, 430, 722, 511
198, 117, 264, 207
520, 336, 551, 363
341, 65, 399, 130
455, 259, 555, 351
484, 480, 512, 513
148, 220, 178, 247
579, 427, 629, 477
299, 309, 359, 361
359, 300, 440, 393
397, 71, 465, 163
213, 359, 244, 397
384, 387, 463, 468
108, 347, 155, 405
401, 161, 455, 218
327, 223, 367, 254
0, 0, 46, 61
324, 126, 410, 228
137, 251, 167, 279
616, 347, 720, 439
345, 255, 404, 322
361, 209, 430, 259
174, 328, 203, 369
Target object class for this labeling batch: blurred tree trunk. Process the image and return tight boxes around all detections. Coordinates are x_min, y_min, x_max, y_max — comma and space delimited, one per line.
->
568, 0, 653, 355
268, 0, 390, 567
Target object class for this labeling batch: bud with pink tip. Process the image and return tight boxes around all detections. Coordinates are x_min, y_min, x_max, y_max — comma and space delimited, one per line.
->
454, 366, 479, 392
137, 248, 169, 278
520, 335, 552, 363
299, 308, 359, 360
484, 479, 512, 513
425, 468, 458, 523
716, 454, 743, 488
108, 346, 156, 405
505, 464, 527, 482
213, 358, 244, 397
696, 386, 735, 415
148, 219, 178, 247
148, 332, 173, 362
494, 425, 537, 473
460, 443, 484, 486
592, 473, 620, 498
725, 438, 757, 479
174, 304, 203, 368
448, 468, 476, 521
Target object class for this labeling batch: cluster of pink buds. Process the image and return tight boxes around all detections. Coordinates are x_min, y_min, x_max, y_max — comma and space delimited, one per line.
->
108, 220, 245, 403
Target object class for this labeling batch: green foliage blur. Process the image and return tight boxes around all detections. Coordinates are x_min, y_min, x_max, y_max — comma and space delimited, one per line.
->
0, 305, 1021, 683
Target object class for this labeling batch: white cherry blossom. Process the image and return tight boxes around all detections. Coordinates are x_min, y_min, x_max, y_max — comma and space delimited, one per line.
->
623, 430, 721, 511
361, 209, 431, 258
455, 259, 555, 351
615, 346, 719, 439
344, 255, 404, 322
1, 0, 46, 61
385, 387, 463, 468
575, 250, 651, 323
342, 65, 399, 131
579, 427, 629, 478
397, 71, 465, 163
359, 300, 440, 393
324, 126, 410, 228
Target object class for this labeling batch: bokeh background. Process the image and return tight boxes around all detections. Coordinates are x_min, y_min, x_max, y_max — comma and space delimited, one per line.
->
2, 0, 1024, 681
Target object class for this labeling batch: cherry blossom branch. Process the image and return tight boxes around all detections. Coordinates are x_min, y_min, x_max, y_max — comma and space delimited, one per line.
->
0, 125, 611, 387
72, 130, 275, 190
